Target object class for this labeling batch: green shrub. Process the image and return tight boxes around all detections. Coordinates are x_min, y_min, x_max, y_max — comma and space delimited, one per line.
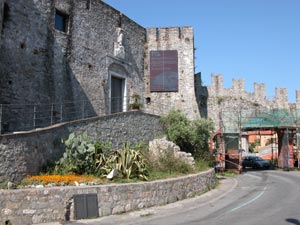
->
54, 132, 148, 180
54, 132, 111, 175
160, 110, 214, 160
160, 110, 192, 151
49, 128, 210, 182
190, 118, 215, 159
145, 150, 193, 176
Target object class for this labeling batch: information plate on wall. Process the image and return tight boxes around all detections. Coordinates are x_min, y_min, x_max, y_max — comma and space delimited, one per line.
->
150, 50, 178, 92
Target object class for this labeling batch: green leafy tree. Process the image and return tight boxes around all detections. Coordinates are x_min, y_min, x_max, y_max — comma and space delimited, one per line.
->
160, 110, 214, 160
160, 110, 192, 151
190, 118, 215, 159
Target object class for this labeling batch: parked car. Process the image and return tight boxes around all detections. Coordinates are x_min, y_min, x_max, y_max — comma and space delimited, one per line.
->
242, 156, 271, 169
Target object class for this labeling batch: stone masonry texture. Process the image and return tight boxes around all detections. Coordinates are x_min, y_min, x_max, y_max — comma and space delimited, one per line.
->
0, 0, 146, 132
144, 27, 200, 120
0, 169, 216, 225
204, 73, 300, 134
1, 0, 300, 135
0, 111, 164, 184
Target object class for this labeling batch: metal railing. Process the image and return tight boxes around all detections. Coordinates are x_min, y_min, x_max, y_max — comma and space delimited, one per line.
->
0, 96, 177, 134
0, 98, 110, 134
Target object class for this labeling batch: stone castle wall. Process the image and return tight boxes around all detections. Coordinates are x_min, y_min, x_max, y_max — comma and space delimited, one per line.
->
0, 0, 146, 132
208, 73, 294, 108
205, 73, 299, 133
1, 2, 203, 131
144, 27, 200, 119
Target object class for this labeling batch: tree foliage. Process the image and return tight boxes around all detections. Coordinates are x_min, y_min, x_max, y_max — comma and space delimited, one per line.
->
160, 110, 214, 159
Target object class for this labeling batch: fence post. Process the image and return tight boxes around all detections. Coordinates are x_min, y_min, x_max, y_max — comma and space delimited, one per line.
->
82, 101, 85, 119
60, 103, 63, 122
33, 105, 36, 128
50, 104, 53, 125
0, 104, 2, 134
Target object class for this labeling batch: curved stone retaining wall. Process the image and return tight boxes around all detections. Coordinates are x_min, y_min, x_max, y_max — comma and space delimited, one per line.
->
0, 111, 164, 183
0, 169, 216, 225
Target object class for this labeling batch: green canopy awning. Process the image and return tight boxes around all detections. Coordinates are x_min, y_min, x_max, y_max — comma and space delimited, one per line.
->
242, 109, 298, 129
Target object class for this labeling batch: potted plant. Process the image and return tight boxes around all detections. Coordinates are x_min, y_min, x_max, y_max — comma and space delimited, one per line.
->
129, 93, 142, 110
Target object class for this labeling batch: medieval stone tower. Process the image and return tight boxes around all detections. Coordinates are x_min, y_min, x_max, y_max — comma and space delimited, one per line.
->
144, 27, 200, 119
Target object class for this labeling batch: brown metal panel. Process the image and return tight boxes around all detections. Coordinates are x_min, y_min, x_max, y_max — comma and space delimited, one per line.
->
150, 50, 178, 92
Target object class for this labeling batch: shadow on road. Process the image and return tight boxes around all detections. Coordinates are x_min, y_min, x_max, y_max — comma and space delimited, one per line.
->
286, 218, 300, 225
241, 167, 276, 173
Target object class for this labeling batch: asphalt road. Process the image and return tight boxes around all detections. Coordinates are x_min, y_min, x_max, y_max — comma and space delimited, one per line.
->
44, 170, 300, 225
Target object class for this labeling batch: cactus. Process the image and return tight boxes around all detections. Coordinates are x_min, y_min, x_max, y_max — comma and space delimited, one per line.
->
55, 132, 110, 175
55, 133, 147, 180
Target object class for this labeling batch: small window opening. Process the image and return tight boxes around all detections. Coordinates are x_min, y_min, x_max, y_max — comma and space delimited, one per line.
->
20, 42, 26, 49
2, 3, 9, 30
146, 97, 151, 104
86, 0, 91, 10
54, 9, 69, 33
3, 3, 9, 22
117, 13, 122, 27
178, 27, 182, 39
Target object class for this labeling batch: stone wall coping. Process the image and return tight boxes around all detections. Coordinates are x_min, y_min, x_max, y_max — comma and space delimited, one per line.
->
0, 111, 160, 139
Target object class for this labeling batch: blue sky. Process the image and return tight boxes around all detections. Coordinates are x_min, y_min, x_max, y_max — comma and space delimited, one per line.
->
103, 0, 300, 102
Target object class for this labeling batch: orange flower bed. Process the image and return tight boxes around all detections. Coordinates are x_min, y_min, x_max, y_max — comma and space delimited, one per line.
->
25, 174, 104, 185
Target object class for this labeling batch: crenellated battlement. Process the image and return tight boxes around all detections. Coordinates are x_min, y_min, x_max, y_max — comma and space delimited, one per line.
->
232, 78, 244, 93
204, 73, 300, 136
147, 26, 193, 42
211, 73, 223, 94
275, 88, 288, 101
208, 74, 299, 108
254, 82, 266, 99
296, 90, 300, 109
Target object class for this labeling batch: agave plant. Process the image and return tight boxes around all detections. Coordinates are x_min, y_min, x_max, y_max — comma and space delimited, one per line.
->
99, 142, 148, 180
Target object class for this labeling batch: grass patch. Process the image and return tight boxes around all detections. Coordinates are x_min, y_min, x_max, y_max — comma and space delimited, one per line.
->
147, 171, 185, 181
194, 160, 211, 172
219, 170, 239, 177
